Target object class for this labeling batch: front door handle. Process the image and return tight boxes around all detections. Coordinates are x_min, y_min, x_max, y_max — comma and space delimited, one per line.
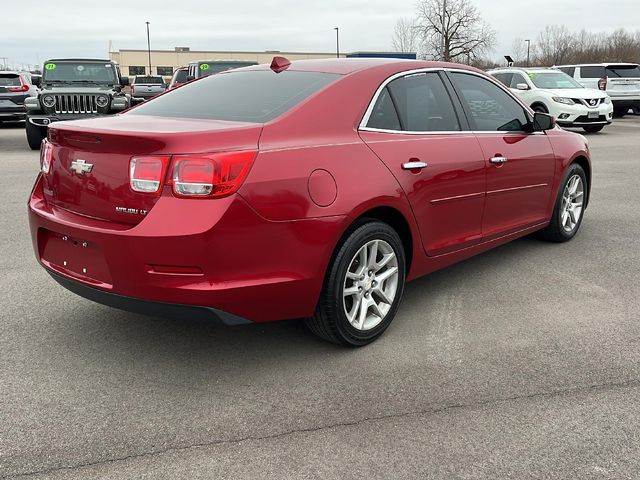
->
490, 156, 508, 165
402, 161, 428, 170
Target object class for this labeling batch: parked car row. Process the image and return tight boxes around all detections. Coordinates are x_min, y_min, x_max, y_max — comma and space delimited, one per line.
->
487, 62, 640, 133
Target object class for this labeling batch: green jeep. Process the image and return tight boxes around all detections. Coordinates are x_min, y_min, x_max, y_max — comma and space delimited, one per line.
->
25, 58, 133, 149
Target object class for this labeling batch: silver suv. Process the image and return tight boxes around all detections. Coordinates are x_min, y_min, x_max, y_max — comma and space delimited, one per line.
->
0, 71, 39, 124
555, 63, 640, 117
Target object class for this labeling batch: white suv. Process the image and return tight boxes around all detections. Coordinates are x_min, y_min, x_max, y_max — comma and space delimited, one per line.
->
555, 63, 640, 117
488, 68, 613, 133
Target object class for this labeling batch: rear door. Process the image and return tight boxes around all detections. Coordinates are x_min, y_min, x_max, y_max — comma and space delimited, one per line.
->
604, 64, 640, 98
359, 70, 486, 256
447, 71, 556, 240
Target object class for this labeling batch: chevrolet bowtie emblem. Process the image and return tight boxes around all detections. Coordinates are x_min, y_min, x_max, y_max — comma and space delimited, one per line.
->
70, 159, 94, 175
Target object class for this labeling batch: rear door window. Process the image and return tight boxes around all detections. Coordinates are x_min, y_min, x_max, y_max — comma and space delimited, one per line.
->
370, 72, 460, 132
449, 72, 530, 132
557, 66, 575, 77
128, 70, 339, 123
580, 66, 605, 78
509, 73, 528, 88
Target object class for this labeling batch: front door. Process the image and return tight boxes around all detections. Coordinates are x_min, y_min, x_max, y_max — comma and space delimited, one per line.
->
448, 71, 556, 240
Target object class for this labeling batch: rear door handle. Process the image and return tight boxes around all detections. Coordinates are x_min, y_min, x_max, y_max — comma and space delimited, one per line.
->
402, 161, 428, 170
490, 156, 508, 165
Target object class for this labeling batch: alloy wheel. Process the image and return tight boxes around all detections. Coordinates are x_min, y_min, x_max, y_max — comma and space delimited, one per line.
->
560, 174, 584, 233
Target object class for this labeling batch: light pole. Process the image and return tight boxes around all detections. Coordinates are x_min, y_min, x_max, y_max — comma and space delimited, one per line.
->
441, 0, 447, 61
334, 27, 340, 58
525, 39, 531, 67
145, 21, 152, 75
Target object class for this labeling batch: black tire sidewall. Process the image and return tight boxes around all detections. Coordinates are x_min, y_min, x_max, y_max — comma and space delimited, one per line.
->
26, 121, 45, 150
325, 221, 406, 346
552, 164, 587, 241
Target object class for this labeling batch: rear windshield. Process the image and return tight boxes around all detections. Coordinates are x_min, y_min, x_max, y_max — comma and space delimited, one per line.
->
128, 70, 340, 123
0, 74, 21, 87
196, 62, 258, 77
134, 76, 164, 84
606, 65, 640, 78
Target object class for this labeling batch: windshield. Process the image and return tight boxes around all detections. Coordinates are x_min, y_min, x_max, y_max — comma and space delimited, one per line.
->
128, 70, 340, 123
197, 62, 258, 77
529, 72, 583, 89
42, 61, 116, 84
606, 65, 640, 78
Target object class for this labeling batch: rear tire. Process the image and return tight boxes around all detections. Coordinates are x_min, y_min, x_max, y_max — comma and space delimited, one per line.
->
613, 107, 628, 118
26, 121, 45, 150
583, 125, 604, 133
537, 163, 587, 243
305, 220, 406, 346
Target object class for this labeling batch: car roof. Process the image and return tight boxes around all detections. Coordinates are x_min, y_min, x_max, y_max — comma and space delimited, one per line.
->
45, 58, 114, 63
489, 67, 560, 74
555, 63, 639, 68
240, 58, 481, 76
190, 60, 258, 64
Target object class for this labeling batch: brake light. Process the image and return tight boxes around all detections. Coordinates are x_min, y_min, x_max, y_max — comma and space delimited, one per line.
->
169, 150, 256, 198
129, 156, 170, 194
598, 77, 607, 90
41, 140, 53, 174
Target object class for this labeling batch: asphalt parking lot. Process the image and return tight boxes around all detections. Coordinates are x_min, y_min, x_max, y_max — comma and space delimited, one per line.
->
1, 118, 640, 479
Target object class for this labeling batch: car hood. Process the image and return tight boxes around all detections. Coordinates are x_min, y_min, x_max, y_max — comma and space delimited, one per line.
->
541, 88, 607, 99
40, 85, 118, 94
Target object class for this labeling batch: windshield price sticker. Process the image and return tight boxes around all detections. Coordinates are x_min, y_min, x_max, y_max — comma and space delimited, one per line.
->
45, 63, 56, 70
200, 64, 210, 70
528, 72, 537, 79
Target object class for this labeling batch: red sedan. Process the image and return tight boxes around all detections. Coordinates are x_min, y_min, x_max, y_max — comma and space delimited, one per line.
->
28, 57, 591, 346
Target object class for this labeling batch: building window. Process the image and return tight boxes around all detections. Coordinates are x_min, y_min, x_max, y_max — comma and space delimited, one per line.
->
129, 66, 146, 76
157, 66, 173, 76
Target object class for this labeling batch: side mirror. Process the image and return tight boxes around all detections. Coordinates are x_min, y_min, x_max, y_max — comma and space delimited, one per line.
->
516, 83, 529, 91
31, 76, 42, 87
120, 77, 130, 87
186, 75, 195, 81
533, 112, 555, 131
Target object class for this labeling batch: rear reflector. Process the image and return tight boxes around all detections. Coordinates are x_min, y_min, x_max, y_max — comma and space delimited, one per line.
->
41, 140, 53, 173
170, 150, 256, 198
129, 156, 170, 194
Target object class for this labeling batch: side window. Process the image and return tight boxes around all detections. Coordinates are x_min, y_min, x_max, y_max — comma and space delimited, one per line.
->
367, 87, 401, 131
492, 73, 513, 88
580, 66, 605, 78
380, 72, 461, 132
557, 67, 575, 77
450, 72, 530, 132
509, 73, 528, 89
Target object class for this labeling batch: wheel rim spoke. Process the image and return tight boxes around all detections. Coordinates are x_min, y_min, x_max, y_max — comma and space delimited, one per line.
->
561, 174, 584, 233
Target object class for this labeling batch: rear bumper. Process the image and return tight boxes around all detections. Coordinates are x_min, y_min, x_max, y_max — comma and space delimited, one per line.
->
47, 270, 251, 325
29, 175, 343, 323
610, 98, 640, 108
0, 111, 26, 120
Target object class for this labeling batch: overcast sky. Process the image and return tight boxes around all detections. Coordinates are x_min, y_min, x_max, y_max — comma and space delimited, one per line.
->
2, 0, 638, 68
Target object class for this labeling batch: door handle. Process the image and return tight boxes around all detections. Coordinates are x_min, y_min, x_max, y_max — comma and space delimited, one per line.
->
490, 156, 508, 165
402, 161, 428, 170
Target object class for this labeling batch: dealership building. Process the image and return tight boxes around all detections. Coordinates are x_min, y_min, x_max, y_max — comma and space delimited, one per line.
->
108, 48, 415, 79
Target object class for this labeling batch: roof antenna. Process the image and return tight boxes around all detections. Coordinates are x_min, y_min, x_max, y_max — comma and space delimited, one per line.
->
270, 56, 291, 73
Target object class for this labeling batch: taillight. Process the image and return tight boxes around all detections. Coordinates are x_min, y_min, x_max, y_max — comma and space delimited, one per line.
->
7, 84, 29, 92
598, 77, 607, 90
41, 140, 53, 173
169, 150, 256, 198
129, 156, 170, 194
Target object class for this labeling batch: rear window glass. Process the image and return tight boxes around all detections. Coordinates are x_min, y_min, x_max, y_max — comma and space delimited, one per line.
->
128, 70, 340, 123
606, 65, 640, 78
0, 74, 21, 87
134, 76, 164, 84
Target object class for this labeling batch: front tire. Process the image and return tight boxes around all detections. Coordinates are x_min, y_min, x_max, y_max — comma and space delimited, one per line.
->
26, 121, 46, 150
306, 220, 406, 346
537, 163, 587, 242
583, 125, 604, 133
532, 103, 548, 114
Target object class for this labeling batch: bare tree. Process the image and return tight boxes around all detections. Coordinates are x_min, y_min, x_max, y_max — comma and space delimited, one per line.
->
415, 0, 496, 62
391, 18, 420, 53
534, 25, 574, 66
510, 38, 530, 66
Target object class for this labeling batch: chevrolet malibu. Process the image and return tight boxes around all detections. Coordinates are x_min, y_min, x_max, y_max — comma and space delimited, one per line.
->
28, 58, 591, 346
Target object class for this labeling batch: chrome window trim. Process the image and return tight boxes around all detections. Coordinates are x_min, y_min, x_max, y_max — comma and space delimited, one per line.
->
359, 67, 537, 135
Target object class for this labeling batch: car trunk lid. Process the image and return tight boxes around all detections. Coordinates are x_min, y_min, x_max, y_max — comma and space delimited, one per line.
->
43, 115, 262, 226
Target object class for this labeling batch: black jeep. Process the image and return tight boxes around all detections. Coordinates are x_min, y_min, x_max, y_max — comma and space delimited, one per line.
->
24, 58, 133, 149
